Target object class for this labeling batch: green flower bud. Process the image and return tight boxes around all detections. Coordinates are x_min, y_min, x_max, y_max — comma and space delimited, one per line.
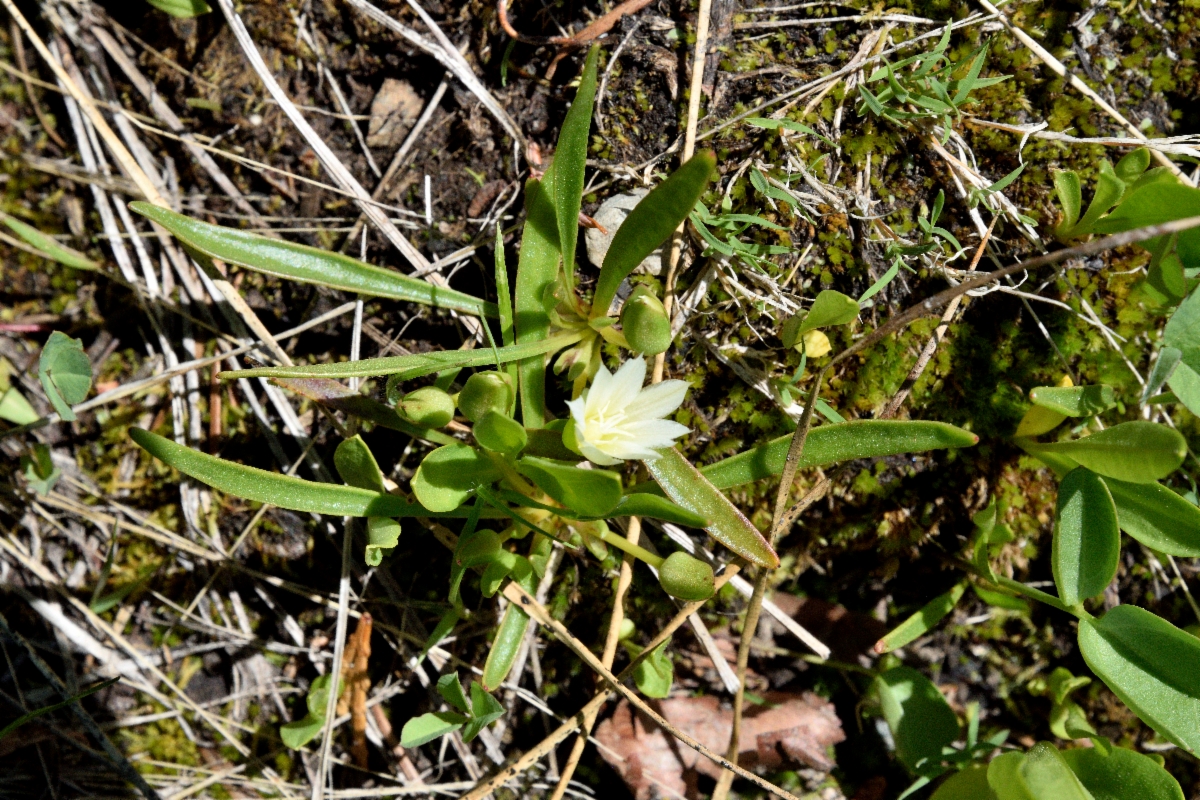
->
397, 386, 455, 428
657, 552, 715, 601
474, 409, 528, 455
620, 286, 672, 355
457, 371, 515, 422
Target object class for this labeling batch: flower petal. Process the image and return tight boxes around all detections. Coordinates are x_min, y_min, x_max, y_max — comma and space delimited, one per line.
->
578, 438, 622, 466
606, 357, 647, 411
626, 379, 688, 421
622, 418, 690, 445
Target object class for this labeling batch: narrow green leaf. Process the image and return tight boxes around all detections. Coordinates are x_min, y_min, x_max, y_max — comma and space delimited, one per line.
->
0, 386, 39, 426
611, 494, 707, 527
973, 584, 1030, 613
1023, 422, 1185, 483
516, 175, 559, 427
644, 447, 779, 569
436, 673, 471, 715
145, 0, 211, 16
554, 45, 600, 280
1019, 742, 1095, 800
130, 428, 498, 519
873, 666, 960, 773
2, 214, 98, 270
516, 456, 622, 517
222, 331, 581, 381
1061, 746, 1184, 800
592, 152, 717, 316
131, 202, 495, 317
39, 331, 92, 422
412, 444, 504, 513
1053, 467, 1120, 607
874, 583, 965, 654
90, 570, 154, 614
280, 714, 325, 749
481, 603, 529, 691
859, 258, 901, 304
1029, 385, 1116, 417
668, 420, 977, 492
1142, 347, 1181, 406
745, 117, 836, 147
462, 682, 506, 742
0, 677, 119, 741
399, 711, 469, 748
1079, 604, 1200, 754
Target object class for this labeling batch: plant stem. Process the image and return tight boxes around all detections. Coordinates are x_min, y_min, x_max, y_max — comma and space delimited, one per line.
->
597, 525, 664, 568
991, 575, 1080, 617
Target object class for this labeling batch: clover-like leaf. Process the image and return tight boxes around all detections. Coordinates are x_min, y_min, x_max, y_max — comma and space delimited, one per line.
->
39, 331, 91, 422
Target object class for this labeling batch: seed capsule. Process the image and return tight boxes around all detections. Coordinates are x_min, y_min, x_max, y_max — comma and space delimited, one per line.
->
458, 371, 514, 422
657, 551, 715, 601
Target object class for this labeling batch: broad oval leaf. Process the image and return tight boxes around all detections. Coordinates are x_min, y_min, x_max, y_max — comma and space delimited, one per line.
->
474, 410, 528, 456
591, 151, 717, 315
1078, 604, 1200, 754
874, 583, 965, 654
554, 45, 600, 275
671, 420, 977, 492
1053, 467, 1120, 607
280, 714, 324, 749
1164, 285, 1200, 374
130, 428, 493, 519
131, 202, 495, 317
1024, 422, 1185, 484
873, 666, 959, 773
1029, 385, 1116, 417
412, 444, 503, 513
1092, 181, 1200, 267
1053, 170, 1082, 233
399, 711, 469, 748
781, 290, 859, 348
516, 456, 622, 517
222, 331, 581, 381
1019, 742, 1094, 800
645, 447, 779, 569
39, 331, 92, 422
334, 435, 387, 493
632, 640, 674, 699
988, 752, 1033, 800
1103, 477, 1200, 557
931, 765, 993, 800
1061, 746, 1184, 800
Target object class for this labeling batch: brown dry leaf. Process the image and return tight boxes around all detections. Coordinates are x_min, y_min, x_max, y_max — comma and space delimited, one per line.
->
595, 692, 844, 800
765, 593, 887, 663
338, 613, 372, 769
367, 79, 422, 148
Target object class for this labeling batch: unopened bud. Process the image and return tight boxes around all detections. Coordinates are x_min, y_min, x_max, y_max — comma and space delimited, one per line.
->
458, 371, 514, 422
398, 386, 455, 428
620, 287, 672, 355
658, 552, 715, 601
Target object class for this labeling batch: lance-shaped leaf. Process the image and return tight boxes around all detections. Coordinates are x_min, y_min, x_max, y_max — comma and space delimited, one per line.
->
412, 444, 504, 513
636, 420, 977, 492
781, 290, 860, 348
591, 151, 717, 316
1029, 385, 1116, 417
874, 583, 965, 654
1053, 467, 1119, 607
610, 494, 707, 528
517, 456, 622, 517
1062, 746, 1185, 800
554, 45, 600, 276
130, 428, 499, 519
2, 214, 98, 270
482, 603, 529, 691
645, 447, 778, 568
131, 202, 495, 317
1079, 604, 1200, 754
1022, 422, 1185, 484
222, 331, 581, 381
400, 711, 469, 748
39, 331, 92, 422
515, 175, 559, 428
146, 0, 212, 17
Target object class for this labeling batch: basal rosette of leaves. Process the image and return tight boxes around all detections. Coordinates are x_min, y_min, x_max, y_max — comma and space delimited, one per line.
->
126, 45, 987, 750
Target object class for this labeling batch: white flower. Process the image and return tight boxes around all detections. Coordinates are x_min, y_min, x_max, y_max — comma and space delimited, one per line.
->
566, 357, 690, 466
